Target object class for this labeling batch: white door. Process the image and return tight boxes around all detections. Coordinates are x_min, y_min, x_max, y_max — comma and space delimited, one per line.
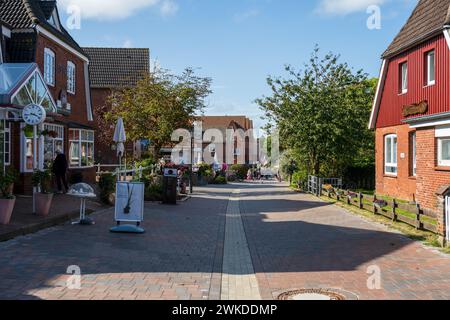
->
446, 196, 450, 242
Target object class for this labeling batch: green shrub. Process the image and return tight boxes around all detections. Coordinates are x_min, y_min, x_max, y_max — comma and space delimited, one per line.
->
211, 176, 227, 185
230, 164, 249, 180
0, 169, 17, 199
98, 173, 116, 204
145, 183, 163, 201
198, 163, 213, 180
32, 169, 53, 194
291, 170, 308, 189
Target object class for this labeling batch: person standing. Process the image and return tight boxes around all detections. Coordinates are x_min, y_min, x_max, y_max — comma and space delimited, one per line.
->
53, 150, 69, 194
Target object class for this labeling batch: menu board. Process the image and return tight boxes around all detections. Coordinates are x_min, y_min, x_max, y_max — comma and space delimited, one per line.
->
114, 182, 144, 223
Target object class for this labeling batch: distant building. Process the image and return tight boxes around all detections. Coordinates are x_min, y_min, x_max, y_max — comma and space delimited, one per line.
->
83, 47, 150, 164
198, 115, 257, 166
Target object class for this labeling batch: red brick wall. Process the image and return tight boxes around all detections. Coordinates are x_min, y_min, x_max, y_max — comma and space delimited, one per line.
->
35, 34, 92, 126
415, 126, 450, 211
376, 124, 450, 213
375, 124, 417, 201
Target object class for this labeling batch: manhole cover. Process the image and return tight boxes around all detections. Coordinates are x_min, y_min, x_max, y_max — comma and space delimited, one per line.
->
277, 289, 346, 300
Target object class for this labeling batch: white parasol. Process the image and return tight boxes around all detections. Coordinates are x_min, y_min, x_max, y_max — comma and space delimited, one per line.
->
113, 117, 127, 180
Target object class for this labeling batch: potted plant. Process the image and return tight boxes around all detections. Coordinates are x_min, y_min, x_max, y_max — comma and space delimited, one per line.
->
0, 169, 17, 224
31, 169, 54, 216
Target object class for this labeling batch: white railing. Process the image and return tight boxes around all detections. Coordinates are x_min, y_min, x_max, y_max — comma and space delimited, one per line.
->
96, 163, 157, 180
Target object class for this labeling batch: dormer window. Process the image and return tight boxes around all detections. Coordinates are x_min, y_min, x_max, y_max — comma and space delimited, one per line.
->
47, 14, 56, 27
45, 7, 61, 31
400, 62, 408, 94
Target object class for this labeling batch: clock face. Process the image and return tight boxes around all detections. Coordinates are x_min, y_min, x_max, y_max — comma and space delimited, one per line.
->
22, 104, 46, 126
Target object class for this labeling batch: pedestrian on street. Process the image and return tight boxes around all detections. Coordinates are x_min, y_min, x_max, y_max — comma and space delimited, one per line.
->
53, 149, 69, 194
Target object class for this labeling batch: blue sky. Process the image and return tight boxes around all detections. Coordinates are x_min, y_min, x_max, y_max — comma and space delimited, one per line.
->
59, 0, 417, 129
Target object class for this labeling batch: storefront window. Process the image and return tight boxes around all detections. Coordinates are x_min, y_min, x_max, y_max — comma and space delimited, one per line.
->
43, 124, 64, 167
23, 126, 34, 171
69, 129, 94, 168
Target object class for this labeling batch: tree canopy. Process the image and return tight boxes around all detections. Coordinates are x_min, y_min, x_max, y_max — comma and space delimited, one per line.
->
256, 46, 376, 176
96, 68, 212, 158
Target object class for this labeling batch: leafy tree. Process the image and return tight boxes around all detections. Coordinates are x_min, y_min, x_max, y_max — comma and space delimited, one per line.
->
98, 68, 212, 158
256, 46, 375, 176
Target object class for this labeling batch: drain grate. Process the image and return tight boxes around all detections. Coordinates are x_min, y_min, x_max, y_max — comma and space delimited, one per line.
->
277, 289, 346, 300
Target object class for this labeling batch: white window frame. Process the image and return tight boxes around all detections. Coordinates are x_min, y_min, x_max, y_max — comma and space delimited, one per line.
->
400, 62, 408, 94
20, 123, 44, 173
438, 137, 450, 167
385, 134, 398, 175
411, 132, 416, 176
69, 129, 95, 168
67, 61, 76, 94
4, 122, 10, 166
426, 50, 435, 86
44, 48, 55, 86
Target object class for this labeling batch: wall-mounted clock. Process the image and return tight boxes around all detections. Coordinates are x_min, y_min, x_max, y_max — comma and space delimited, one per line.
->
22, 104, 46, 126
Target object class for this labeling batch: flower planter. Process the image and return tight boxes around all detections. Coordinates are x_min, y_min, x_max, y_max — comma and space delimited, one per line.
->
0, 198, 16, 225
35, 193, 54, 216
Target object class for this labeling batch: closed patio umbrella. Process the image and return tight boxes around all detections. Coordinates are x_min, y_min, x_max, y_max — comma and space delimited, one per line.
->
113, 117, 127, 181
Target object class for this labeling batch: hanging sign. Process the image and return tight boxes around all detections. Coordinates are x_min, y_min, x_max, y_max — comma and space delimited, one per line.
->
114, 181, 145, 223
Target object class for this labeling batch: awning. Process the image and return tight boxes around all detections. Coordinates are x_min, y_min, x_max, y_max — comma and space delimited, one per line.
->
0, 63, 57, 112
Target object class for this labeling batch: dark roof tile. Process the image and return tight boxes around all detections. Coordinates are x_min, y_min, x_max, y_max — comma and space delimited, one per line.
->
383, 0, 450, 58
82, 47, 150, 88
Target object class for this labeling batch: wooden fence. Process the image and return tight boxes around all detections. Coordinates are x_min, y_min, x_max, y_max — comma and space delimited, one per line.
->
321, 187, 438, 234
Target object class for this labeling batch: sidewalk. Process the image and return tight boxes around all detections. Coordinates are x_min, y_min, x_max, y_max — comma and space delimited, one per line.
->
0, 194, 108, 242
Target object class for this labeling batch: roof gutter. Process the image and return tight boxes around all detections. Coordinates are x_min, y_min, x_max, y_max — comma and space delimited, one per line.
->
403, 111, 450, 128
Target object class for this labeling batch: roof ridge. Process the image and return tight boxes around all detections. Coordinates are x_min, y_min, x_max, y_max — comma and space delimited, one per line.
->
83, 47, 150, 51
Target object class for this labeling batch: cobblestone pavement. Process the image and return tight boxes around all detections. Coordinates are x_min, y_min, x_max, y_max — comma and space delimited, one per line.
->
239, 182, 450, 300
1, 182, 450, 300
0, 187, 230, 300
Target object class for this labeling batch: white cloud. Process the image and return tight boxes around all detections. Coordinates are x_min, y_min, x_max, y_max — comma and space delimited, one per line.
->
58, 0, 178, 20
316, 0, 386, 15
122, 39, 133, 48
233, 9, 260, 23
160, 0, 179, 17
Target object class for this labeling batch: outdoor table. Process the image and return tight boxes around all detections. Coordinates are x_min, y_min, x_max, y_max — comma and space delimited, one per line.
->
67, 190, 97, 225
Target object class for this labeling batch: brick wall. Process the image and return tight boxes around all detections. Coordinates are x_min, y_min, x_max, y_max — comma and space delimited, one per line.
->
375, 124, 417, 201
415, 126, 450, 211
377, 124, 450, 214
35, 34, 92, 126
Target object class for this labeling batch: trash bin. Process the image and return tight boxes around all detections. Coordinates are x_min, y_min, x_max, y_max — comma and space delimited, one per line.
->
162, 168, 177, 205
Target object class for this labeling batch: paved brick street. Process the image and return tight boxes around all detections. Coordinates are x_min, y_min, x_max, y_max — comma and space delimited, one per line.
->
0, 182, 450, 300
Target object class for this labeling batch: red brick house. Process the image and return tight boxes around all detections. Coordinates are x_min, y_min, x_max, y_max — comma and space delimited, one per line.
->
369, 0, 450, 242
82, 47, 150, 164
197, 116, 257, 166
0, 0, 95, 193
